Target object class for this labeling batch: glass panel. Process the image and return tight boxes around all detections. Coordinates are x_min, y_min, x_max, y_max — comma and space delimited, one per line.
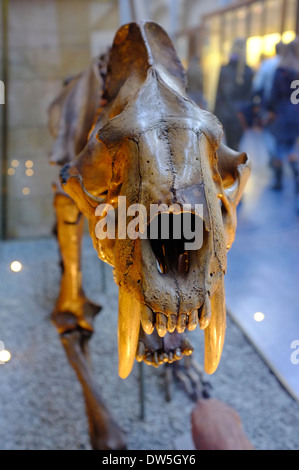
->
247, 0, 283, 67
3, 0, 119, 238
222, 12, 234, 62
284, 0, 297, 33
235, 6, 247, 38
247, 36, 264, 68
265, 0, 283, 34
249, 2, 265, 37
202, 16, 222, 110
262, 32, 282, 56
0, 2, 4, 238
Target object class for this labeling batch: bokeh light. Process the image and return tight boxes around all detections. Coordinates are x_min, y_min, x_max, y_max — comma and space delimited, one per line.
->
11, 159, 19, 168
25, 160, 34, 168
10, 261, 22, 272
254, 312, 265, 322
0, 349, 11, 363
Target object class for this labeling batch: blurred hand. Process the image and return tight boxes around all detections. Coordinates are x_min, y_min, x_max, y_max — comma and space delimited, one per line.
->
191, 398, 255, 450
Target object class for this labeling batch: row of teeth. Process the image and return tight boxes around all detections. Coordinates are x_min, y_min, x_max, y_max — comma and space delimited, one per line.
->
140, 294, 211, 337
118, 278, 225, 379
136, 337, 194, 367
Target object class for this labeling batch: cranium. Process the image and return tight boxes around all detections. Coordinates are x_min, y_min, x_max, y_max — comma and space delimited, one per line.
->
59, 22, 251, 381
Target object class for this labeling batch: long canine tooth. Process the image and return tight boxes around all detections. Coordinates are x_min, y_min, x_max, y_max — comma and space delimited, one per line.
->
199, 293, 212, 330
204, 276, 226, 375
187, 310, 198, 331
156, 313, 168, 337
140, 304, 155, 335
118, 287, 141, 379
177, 313, 187, 333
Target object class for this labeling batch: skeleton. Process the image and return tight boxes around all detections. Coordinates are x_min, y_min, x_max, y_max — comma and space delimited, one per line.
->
48, 22, 251, 450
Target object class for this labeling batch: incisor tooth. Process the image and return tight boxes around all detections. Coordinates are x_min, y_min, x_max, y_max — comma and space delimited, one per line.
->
204, 276, 226, 375
177, 313, 187, 333
174, 348, 182, 360
199, 293, 212, 330
140, 304, 154, 335
163, 352, 169, 363
136, 341, 145, 362
118, 287, 141, 379
153, 351, 159, 366
158, 352, 165, 364
181, 337, 194, 356
167, 314, 177, 333
187, 310, 198, 331
156, 313, 168, 337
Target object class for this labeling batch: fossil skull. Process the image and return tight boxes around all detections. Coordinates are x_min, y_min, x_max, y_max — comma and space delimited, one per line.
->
60, 22, 251, 379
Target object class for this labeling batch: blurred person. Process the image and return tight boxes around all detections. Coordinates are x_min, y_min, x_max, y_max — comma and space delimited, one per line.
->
250, 42, 286, 168
267, 38, 299, 192
214, 38, 254, 150
253, 41, 286, 108
187, 55, 207, 109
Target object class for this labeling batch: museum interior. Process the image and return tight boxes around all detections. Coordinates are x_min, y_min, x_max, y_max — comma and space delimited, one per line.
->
0, 0, 299, 451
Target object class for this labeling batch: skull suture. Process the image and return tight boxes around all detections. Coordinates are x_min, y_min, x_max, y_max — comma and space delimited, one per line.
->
59, 22, 251, 380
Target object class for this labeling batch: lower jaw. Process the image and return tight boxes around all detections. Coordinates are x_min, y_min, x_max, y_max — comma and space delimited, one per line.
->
136, 328, 194, 367
118, 276, 226, 379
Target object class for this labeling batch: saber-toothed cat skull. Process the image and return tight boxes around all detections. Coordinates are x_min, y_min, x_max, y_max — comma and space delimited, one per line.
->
59, 22, 251, 380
